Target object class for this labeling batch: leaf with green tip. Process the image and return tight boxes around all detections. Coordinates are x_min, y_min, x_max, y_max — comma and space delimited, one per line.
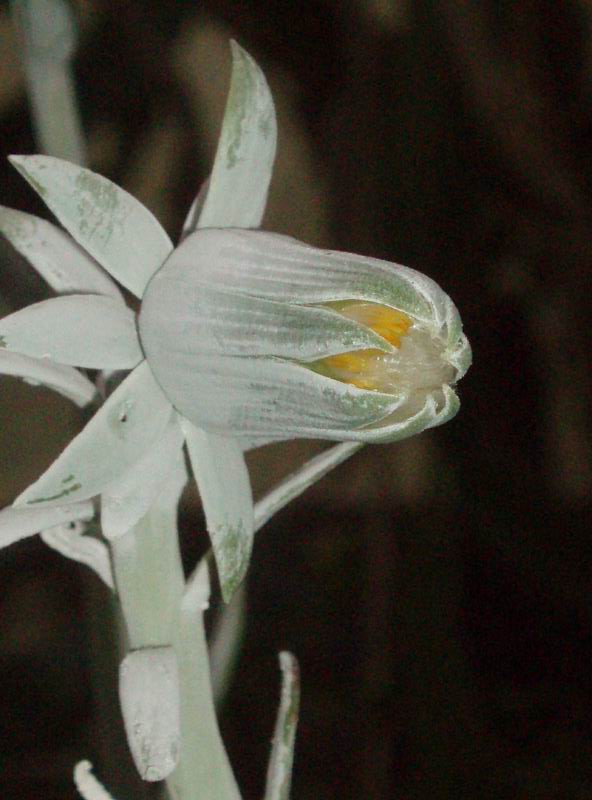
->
182, 420, 253, 603
9, 155, 173, 297
192, 41, 277, 231
15, 361, 174, 508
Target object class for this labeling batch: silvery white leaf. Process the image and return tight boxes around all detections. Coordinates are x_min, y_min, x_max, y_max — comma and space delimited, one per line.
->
141, 279, 392, 363
9, 155, 173, 297
119, 647, 181, 781
14, 360, 174, 508
41, 522, 114, 590
0, 500, 93, 549
101, 416, 185, 540
0, 206, 123, 300
168, 228, 437, 325
0, 349, 95, 406
182, 420, 254, 602
264, 652, 300, 800
195, 41, 277, 230
0, 294, 142, 368
254, 442, 363, 532
144, 349, 402, 441
74, 761, 118, 800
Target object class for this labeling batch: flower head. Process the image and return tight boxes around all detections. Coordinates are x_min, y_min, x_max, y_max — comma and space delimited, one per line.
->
0, 42, 470, 600
139, 228, 469, 446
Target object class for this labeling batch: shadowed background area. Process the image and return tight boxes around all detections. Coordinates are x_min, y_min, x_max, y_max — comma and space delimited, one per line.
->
1, 1, 592, 797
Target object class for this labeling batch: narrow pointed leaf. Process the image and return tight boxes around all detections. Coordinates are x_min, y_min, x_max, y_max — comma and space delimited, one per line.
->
41, 523, 114, 590
0, 349, 95, 406
101, 416, 185, 539
264, 652, 300, 800
119, 647, 181, 781
0, 500, 93, 548
15, 361, 174, 508
182, 420, 254, 602
9, 155, 173, 297
195, 41, 277, 230
0, 295, 142, 368
0, 206, 123, 299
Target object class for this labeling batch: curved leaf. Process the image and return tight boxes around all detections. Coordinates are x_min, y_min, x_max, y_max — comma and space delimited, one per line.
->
0, 349, 95, 406
15, 361, 174, 508
9, 155, 173, 297
0, 206, 123, 299
0, 294, 142, 368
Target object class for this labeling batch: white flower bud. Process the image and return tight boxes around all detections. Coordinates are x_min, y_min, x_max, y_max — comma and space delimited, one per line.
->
139, 228, 470, 446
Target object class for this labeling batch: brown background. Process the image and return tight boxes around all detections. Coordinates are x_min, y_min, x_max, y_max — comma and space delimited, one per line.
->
1, 1, 592, 797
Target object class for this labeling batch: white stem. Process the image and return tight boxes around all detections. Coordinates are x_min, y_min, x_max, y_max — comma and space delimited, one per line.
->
10, 0, 87, 164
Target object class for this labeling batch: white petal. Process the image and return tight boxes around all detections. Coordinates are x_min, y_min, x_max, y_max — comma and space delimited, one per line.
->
168, 228, 436, 325
0, 500, 93, 549
101, 416, 185, 539
195, 41, 277, 230
0, 206, 123, 300
15, 360, 174, 508
74, 761, 118, 800
146, 351, 401, 441
41, 522, 114, 590
254, 442, 363, 532
0, 349, 95, 406
0, 295, 142, 368
141, 279, 392, 363
119, 647, 181, 781
9, 155, 173, 297
182, 420, 254, 602
264, 652, 300, 800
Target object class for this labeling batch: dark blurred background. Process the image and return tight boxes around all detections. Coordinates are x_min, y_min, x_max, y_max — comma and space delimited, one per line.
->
1, 0, 592, 797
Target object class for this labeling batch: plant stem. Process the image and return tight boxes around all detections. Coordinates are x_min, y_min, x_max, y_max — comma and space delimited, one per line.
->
111, 469, 240, 800
10, 0, 87, 164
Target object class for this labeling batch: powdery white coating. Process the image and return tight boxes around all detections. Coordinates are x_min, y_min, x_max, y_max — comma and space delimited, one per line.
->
196, 41, 277, 230
0, 294, 142, 369
8, 155, 174, 298
101, 417, 185, 539
139, 228, 470, 444
119, 647, 181, 781
15, 361, 174, 508
264, 651, 300, 800
182, 420, 253, 602
0, 206, 123, 300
